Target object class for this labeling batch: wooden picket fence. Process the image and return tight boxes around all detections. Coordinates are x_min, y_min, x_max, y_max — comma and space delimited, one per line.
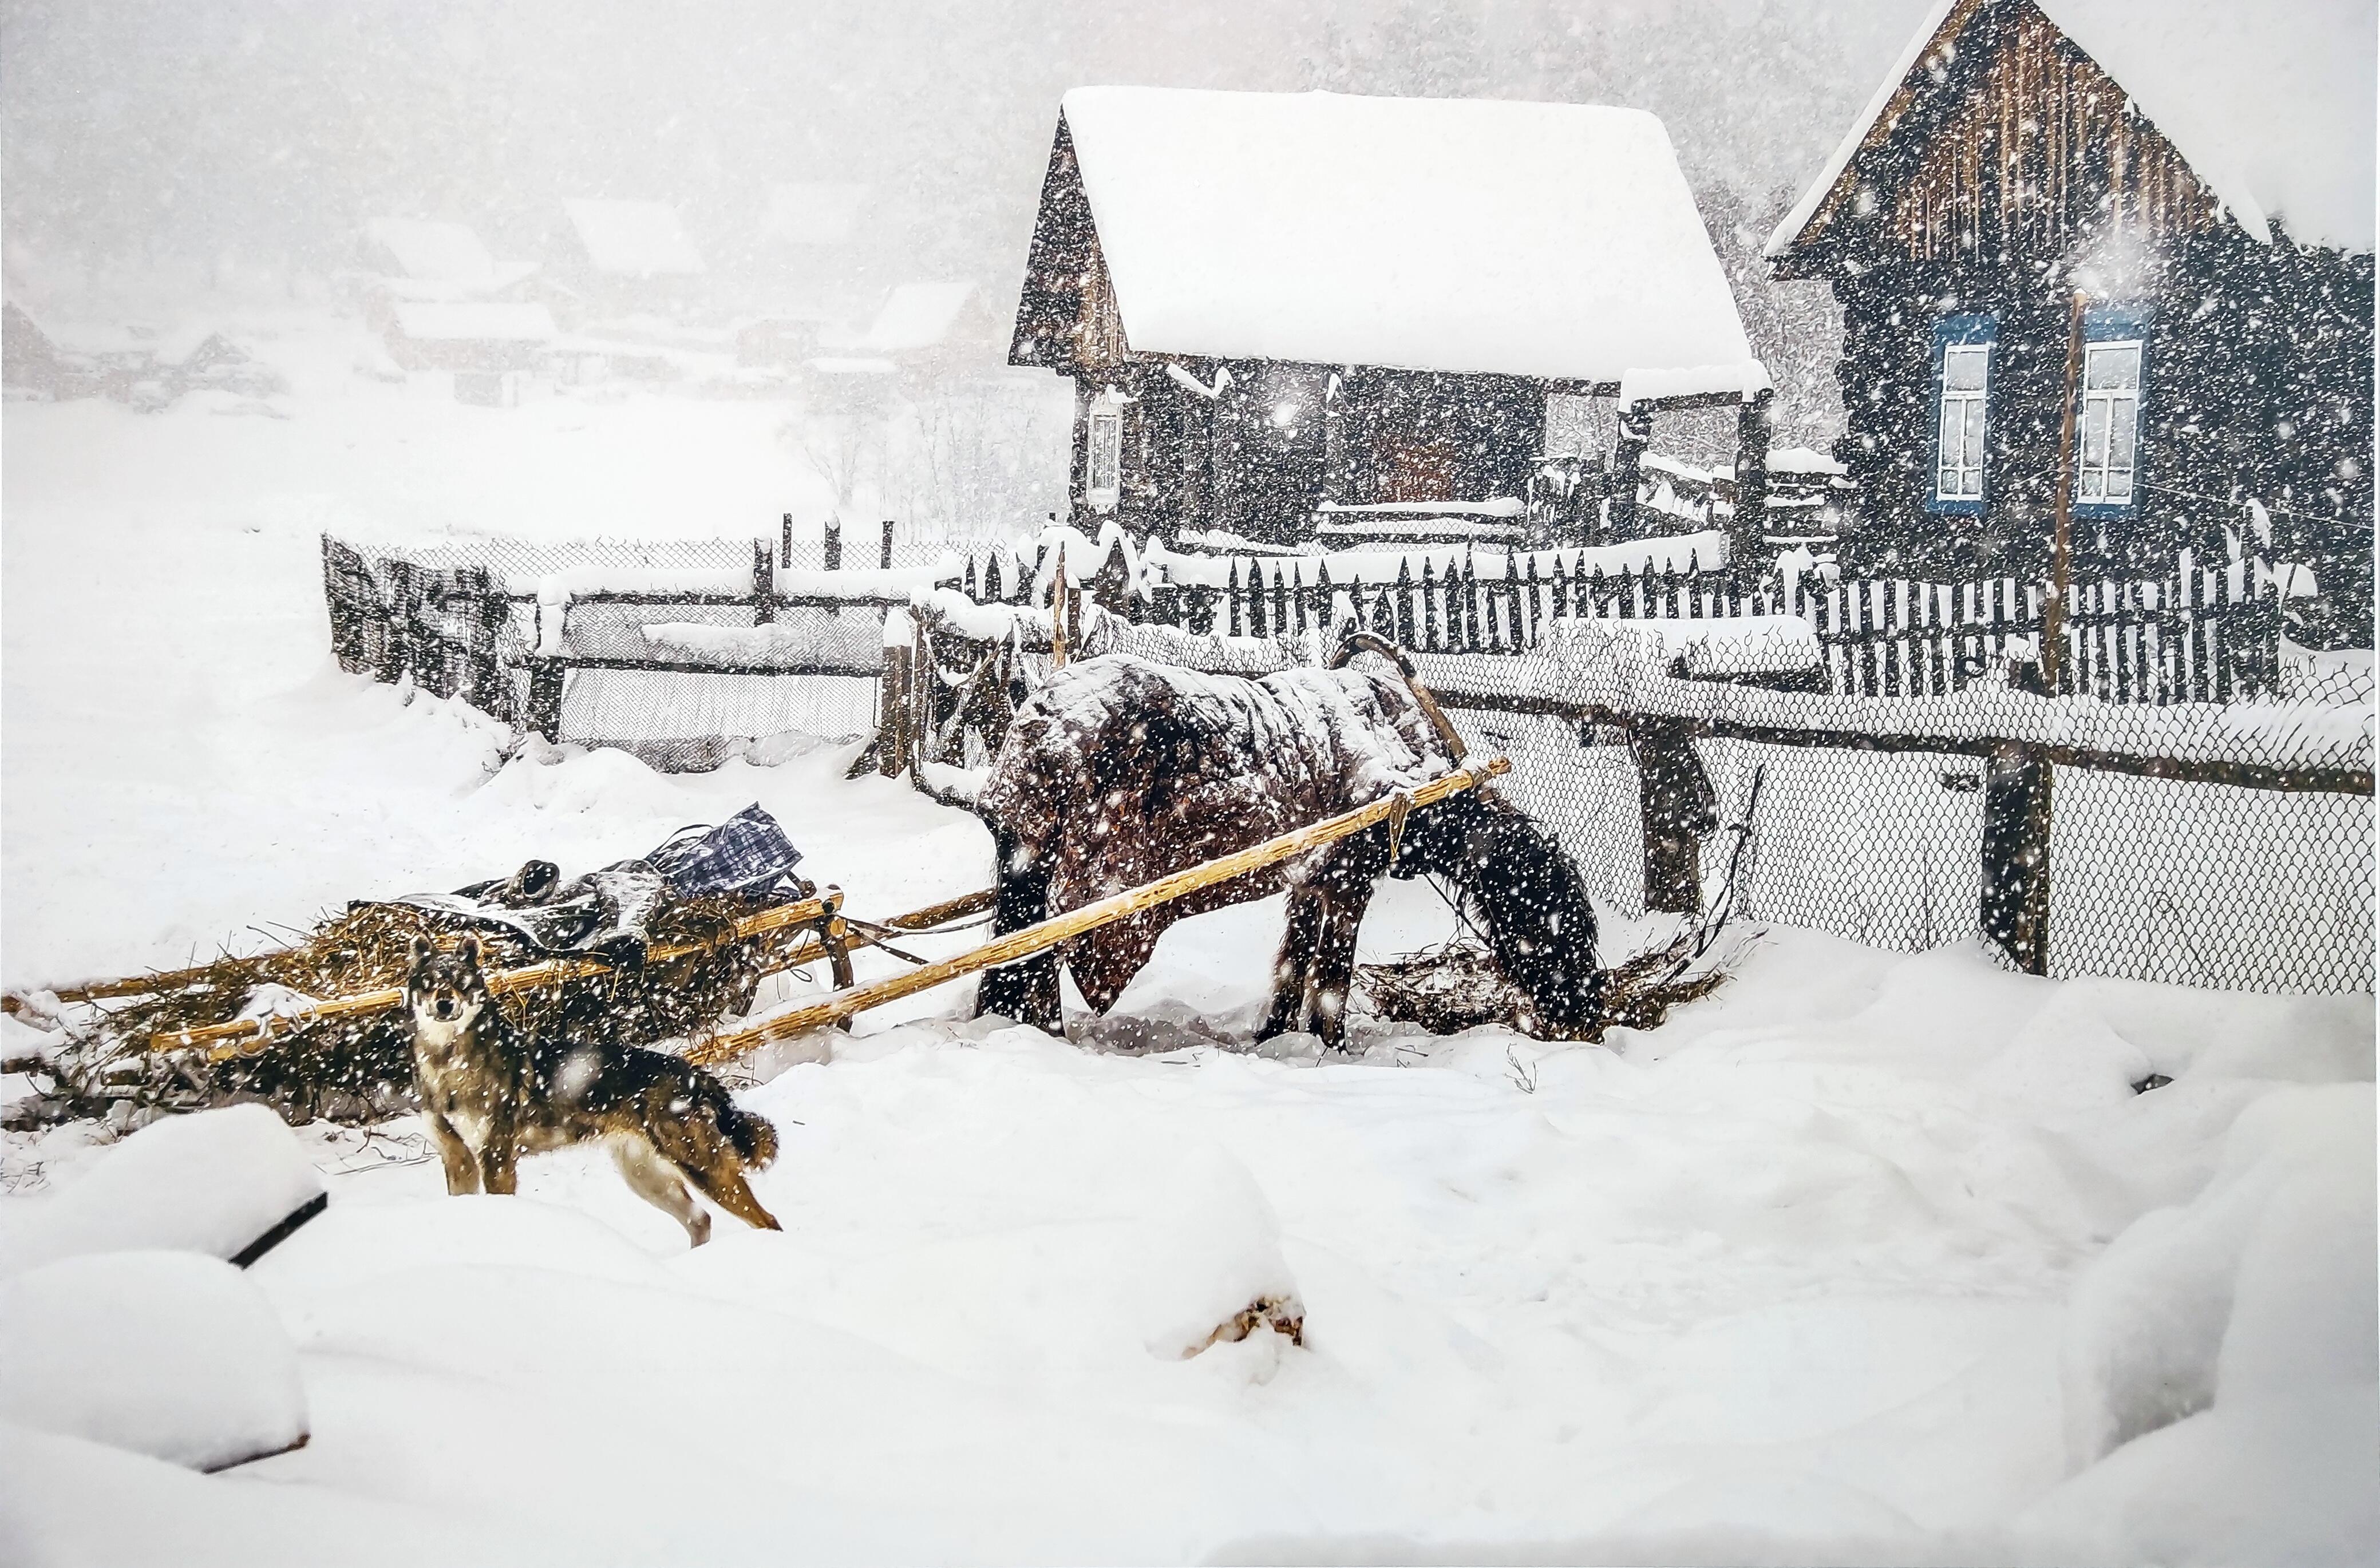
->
955, 541, 2293, 704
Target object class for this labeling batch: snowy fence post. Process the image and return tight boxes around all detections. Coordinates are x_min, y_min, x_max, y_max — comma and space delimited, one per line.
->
378, 558, 410, 685
527, 662, 565, 745
780, 513, 793, 569
880, 518, 896, 571
1611, 403, 1652, 541
823, 516, 843, 572
1632, 716, 1716, 916
1980, 742, 2053, 975
878, 605, 914, 779
751, 540, 776, 626
463, 566, 507, 716
1731, 388, 1773, 588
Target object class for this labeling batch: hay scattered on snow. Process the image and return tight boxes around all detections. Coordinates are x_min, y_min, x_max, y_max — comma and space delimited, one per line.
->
1359, 926, 1733, 1043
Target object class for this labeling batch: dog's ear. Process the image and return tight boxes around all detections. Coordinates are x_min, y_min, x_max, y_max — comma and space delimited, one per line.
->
458, 934, 482, 968
409, 935, 434, 965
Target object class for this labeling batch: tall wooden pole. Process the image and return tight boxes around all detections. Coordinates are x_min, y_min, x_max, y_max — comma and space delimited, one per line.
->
2045, 288, 2088, 694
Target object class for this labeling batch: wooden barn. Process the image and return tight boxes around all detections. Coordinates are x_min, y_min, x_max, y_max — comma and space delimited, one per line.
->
1769, 0, 2375, 631
1010, 87, 1767, 548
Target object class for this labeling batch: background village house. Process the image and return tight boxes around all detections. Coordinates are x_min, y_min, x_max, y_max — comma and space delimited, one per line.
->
1768, 0, 2376, 639
554, 197, 710, 325
1009, 86, 1773, 556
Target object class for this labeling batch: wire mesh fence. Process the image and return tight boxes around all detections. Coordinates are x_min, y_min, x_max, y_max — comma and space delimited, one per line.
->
1425, 618, 2374, 995
323, 522, 2373, 993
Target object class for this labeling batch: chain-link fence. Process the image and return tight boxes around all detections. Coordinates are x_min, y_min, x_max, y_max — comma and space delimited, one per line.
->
1424, 619, 2374, 994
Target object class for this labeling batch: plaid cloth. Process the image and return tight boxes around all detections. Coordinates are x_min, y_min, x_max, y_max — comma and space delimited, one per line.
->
647, 803, 804, 898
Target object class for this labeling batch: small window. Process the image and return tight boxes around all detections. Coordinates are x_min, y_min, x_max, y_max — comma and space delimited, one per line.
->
1938, 344, 1990, 501
2072, 308, 2148, 517
1929, 314, 1995, 515
1085, 403, 1122, 512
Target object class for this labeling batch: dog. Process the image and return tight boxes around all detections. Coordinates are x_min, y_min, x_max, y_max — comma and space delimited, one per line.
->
402, 935, 781, 1245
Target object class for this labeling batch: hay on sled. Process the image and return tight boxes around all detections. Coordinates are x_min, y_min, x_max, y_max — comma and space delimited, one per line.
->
1359, 924, 1734, 1043
45, 892, 811, 1127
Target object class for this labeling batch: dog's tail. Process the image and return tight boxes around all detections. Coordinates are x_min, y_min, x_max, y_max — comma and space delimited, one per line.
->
721, 1103, 779, 1169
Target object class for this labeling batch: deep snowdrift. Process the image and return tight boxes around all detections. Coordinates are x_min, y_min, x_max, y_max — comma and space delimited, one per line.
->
2, 323, 2373, 1565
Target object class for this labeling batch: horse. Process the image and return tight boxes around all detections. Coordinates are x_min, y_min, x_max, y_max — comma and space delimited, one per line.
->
972, 635, 1604, 1051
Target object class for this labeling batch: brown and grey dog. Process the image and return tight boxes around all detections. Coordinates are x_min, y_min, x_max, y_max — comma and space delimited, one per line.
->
403, 935, 782, 1245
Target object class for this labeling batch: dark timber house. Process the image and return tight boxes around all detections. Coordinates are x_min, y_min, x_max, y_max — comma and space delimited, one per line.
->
1768, 0, 2375, 635
1011, 87, 1767, 549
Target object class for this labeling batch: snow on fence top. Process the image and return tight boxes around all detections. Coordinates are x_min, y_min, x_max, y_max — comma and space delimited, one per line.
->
1421, 615, 2374, 777
1147, 530, 1730, 592
1770, 0, 2376, 256
1059, 86, 1756, 382
562, 198, 706, 276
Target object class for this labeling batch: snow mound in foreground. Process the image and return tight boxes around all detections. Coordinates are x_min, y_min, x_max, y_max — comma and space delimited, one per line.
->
0, 1104, 324, 1279
0, 1250, 307, 1471
2028, 1083, 2379, 1563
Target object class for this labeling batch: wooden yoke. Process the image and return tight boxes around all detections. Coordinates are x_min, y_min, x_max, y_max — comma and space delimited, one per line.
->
1329, 630, 1468, 765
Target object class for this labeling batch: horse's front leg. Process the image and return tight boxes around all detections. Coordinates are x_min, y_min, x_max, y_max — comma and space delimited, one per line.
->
1261, 829, 1390, 1050
976, 826, 1064, 1034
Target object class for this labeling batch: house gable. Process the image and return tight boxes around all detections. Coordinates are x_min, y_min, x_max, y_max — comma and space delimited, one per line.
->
1772, 0, 2224, 277
1009, 116, 1130, 375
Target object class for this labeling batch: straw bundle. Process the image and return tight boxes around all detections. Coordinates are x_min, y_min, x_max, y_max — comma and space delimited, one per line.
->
61, 893, 801, 1126
1359, 927, 1733, 1043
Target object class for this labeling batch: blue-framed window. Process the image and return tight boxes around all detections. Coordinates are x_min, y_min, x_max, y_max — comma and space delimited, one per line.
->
1929, 314, 1996, 515
2073, 303, 2151, 520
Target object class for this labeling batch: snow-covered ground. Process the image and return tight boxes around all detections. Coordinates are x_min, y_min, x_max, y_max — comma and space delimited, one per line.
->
3, 320, 2375, 1565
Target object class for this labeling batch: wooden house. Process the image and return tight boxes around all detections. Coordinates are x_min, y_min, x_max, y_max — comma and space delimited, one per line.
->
556, 199, 709, 322
1768, 0, 2375, 628
1010, 87, 1768, 548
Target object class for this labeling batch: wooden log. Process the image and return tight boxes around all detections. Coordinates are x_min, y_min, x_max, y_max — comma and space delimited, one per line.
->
156, 893, 841, 1060
685, 756, 1513, 1063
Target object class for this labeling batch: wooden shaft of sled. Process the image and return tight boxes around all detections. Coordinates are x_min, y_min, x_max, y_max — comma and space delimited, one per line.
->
686, 757, 1511, 1064
161, 893, 838, 1059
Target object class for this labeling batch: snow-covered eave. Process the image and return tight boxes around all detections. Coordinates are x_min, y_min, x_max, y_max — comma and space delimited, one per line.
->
1766, 0, 1980, 263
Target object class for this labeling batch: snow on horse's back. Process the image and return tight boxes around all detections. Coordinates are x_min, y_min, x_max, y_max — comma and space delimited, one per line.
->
973, 650, 1602, 1048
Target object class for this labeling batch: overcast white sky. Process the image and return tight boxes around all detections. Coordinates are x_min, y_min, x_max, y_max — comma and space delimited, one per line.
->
2, 0, 1930, 306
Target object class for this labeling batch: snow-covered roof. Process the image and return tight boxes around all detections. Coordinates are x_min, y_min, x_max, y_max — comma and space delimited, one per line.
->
1769, 0, 2377, 257
365, 218, 500, 283
391, 303, 558, 342
562, 199, 706, 276
1058, 86, 1754, 383
768, 183, 869, 245
861, 282, 975, 352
